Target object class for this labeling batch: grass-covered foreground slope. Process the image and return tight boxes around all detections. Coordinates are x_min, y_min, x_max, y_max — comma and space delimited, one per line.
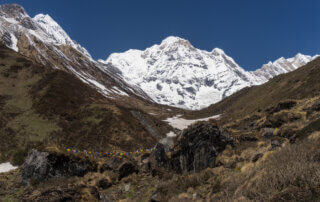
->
0, 45, 171, 165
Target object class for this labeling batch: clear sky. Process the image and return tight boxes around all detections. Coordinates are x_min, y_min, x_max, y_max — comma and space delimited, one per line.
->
2, 0, 320, 70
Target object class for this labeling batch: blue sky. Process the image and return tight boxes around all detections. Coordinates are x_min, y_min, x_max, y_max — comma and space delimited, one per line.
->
2, 0, 320, 70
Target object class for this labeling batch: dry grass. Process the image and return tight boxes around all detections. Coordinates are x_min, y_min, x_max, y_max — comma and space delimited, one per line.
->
211, 139, 320, 201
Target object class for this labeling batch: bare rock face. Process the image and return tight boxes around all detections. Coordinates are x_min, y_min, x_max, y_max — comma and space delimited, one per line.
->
0, 4, 28, 20
148, 143, 169, 169
176, 121, 234, 173
149, 121, 234, 173
21, 149, 97, 185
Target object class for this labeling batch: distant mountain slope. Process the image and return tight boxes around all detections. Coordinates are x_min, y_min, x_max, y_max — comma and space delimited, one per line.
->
190, 57, 320, 121
0, 4, 151, 102
253, 53, 318, 82
0, 45, 171, 163
101, 36, 317, 110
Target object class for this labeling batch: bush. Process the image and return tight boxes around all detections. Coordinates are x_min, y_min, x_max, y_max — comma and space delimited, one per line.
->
213, 139, 320, 201
296, 118, 320, 139
11, 149, 28, 166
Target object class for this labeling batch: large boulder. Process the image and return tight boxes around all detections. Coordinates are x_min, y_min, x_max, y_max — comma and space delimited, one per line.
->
100, 156, 138, 180
148, 143, 169, 169
21, 149, 97, 185
149, 121, 234, 173
176, 121, 234, 172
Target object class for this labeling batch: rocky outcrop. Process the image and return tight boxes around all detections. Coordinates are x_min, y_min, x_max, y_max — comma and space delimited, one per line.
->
175, 121, 234, 173
273, 101, 297, 113
148, 121, 234, 173
21, 149, 97, 185
100, 157, 138, 180
148, 143, 169, 170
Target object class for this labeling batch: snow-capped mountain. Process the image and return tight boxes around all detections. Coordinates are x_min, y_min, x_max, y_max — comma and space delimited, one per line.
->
101, 36, 318, 110
253, 53, 319, 82
1, 4, 318, 111
33, 13, 91, 58
0, 4, 149, 101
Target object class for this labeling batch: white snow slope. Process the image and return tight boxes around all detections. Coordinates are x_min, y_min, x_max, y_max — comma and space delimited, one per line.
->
164, 114, 220, 130
101, 36, 318, 110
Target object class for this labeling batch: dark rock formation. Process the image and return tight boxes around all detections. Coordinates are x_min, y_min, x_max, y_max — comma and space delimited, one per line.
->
251, 153, 263, 162
150, 190, 161, 202
98, 178, 112, 189
273, 101, 297, 113
175, 121, 234, 172
21, 149, 97, 185
100, 157, 138, 180
149, 121, 234, 173
148, 143, 169, 169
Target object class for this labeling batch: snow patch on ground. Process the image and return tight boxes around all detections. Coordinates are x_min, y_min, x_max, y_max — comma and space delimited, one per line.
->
164, 114, 220, 130
166, 131, 177, 137
0, 162, 18, 173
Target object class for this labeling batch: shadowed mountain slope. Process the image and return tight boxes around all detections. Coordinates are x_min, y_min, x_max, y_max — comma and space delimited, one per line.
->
0, 45, 172, 163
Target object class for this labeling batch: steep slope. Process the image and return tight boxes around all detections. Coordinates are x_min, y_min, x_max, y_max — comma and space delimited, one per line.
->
190, 57, 320, 121
0, 44, 171, 163
102, 36, 317, 110
0, 4, 151, 103
253, 53, 319, 82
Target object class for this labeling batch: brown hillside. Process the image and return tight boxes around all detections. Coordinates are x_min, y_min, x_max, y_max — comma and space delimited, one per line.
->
0, 45, 172, 164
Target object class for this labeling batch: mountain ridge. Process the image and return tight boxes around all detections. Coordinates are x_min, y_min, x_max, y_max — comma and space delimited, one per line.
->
0, 3, 153, 104
0, 4, 318, 110
101, 36, 318, 109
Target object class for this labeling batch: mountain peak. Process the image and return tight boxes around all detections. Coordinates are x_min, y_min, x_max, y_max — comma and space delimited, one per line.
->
33, 13, 61, 30
33, 13, 54, 22
211, 47, 225, 55
160, 36, 192, 47
32, 12, 91, 58
0, 4, 28, 19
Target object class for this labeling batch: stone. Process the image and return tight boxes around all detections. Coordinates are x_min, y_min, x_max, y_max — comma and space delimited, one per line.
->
124, 184, 130, 192
273, 101, 297, 113
147, 122, 234, 174
21, 149, 97, 185
251, 153, 263, 162
261, 128, 275, 139
176, 122, 234, 173
271, 140, 281, 149
150, 190, 161, 202
98, 178, 111, 189
118, 162, 138, 180
100, 157, 138, 180
99, 193, 114, 202
148, 143, 169, 170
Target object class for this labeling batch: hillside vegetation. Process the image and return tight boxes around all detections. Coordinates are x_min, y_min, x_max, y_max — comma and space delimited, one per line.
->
0, 45, 172, 165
